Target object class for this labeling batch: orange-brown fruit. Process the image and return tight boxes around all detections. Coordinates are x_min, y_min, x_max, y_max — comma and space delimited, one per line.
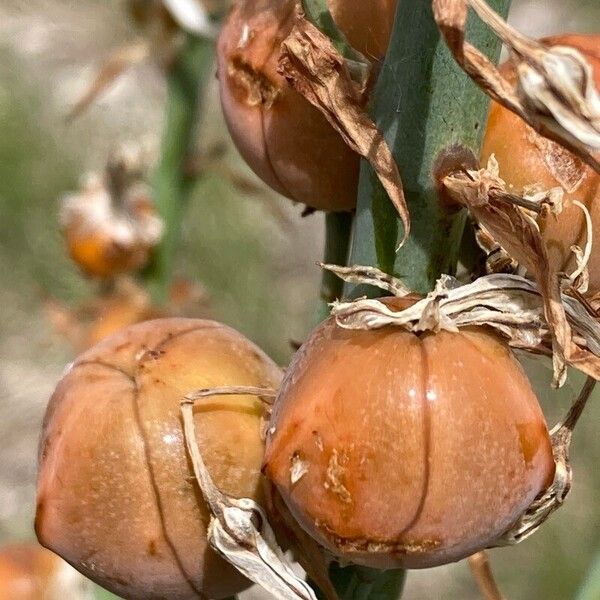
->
36, 319, 282, 599
481, 34, 600, 290
217, 0, 397, 211
0, 543, 93, 600
264, 299, 555, 569
61, 174, 163, 278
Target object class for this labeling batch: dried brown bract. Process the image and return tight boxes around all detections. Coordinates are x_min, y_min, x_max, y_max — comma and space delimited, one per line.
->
432, 0, 600, 174
278, 9, 410, 244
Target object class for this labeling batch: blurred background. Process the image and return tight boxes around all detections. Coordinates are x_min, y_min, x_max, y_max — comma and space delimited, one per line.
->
0, 0, 599, 598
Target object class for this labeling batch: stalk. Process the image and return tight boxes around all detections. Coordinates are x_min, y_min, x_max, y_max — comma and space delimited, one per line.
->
317, 0, 510, 598
347, 0, 512, 296
146, 33, 214, 304
577, 549, 600, 600
315, 211, 354, 323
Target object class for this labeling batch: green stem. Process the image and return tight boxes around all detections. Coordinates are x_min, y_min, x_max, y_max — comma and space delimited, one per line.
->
347, 0, 512, 297
336, 0, 511, 597
315, 211, 353, 323
577, 549, 600, 600
327, 564, 406, 600
146, 34, 214, 304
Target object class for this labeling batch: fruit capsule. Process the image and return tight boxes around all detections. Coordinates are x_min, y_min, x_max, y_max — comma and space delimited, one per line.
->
0, 543, 93, 600
481, 34, 600, 291
263, 299, 555, 569
61, 173, 162, 278
36, 319, 282, 599
217, 0, 397, 211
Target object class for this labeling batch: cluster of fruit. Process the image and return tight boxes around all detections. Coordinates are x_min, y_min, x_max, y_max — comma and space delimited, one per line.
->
26, 1, 600, 598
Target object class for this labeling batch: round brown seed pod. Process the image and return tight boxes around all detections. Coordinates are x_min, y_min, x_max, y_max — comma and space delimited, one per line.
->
481, 34, 600, 291
0, 543, 93, 600
217, 0, 397, 211
61, 175, 162, 279
36, 318, 282, 600
263, 299, 555, 569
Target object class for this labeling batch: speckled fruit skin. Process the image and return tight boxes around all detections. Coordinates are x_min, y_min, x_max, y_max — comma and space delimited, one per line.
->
36, 319, 282, 600
217, 0, 397, 211
481, 34, 600, 291
263, 300, 555, 569
0, 544, 91, 600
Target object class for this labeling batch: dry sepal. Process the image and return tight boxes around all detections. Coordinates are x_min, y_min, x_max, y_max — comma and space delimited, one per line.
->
432, 0, 600, 174
277, 7, 410, 238
480, 35, 600, 295
441, 156, 593, 386
181, 387, 321, 600
60, 143, 163, 278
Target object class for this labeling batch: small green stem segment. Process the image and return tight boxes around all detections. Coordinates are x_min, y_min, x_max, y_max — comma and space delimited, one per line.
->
577, 549, 600, 600
327, 565, 406, 600
347, 0, 512, 297
146, 34, 214, 304
315, 211, 353, 323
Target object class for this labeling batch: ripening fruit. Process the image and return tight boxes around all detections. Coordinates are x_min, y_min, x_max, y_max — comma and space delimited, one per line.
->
36, 319, 282, 599
481, 34, 600, 291
264, 299, 555, 569
217, 0, 397, 211
61, 174, 163, 278
0, 543, 93, 600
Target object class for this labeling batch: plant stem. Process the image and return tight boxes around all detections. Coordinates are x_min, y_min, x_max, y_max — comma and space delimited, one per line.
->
315, 211, 353, 323
338, 1, 511, 597
328, 564, 406, 600
146, 34, 214, 304
346, 0, 512, 297
577, 549, 600, 600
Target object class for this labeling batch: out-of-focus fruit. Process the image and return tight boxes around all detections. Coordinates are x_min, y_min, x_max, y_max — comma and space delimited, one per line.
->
0, 543, 94, 600
45, 278, 210, 352
61, 172, 162, 278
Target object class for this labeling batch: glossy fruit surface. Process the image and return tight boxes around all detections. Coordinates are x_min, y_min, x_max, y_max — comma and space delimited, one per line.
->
0, 543, 93, 600
217, 0, 397, 211
481, 34, 600, 290
264, 301, 555, 569
36, 319, 282, 599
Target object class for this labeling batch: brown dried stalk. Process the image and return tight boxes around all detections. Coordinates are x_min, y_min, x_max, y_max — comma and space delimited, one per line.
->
468, 551, 505, 600
68, 42, 151, 120
181, 386, 319, 600
432, 0, 600, 174
278, 9, 410, 246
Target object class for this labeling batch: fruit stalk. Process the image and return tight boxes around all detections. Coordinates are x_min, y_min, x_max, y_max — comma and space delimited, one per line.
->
147, 33, 214, 303
347, 0, 512, 296
315, 211, 354, 323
